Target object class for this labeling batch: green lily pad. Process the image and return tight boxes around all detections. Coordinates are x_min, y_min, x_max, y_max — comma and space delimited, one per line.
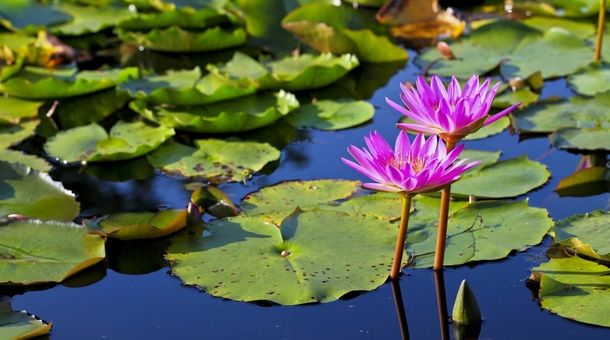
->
49, 2, 137, 36
0, 149, 51, 172
533, 257, 610, 327
166, 208, 400, 305
147, 138, 281, 182
43, 121, 175, 163
241, 179, 361, 225
0, 0, 72, 34
492, 87, 539, 110
0, 66, 138, 100
239, 0, 299, 54
0, 161, 79, 221
0, 119, 38, 149
281, 3, 408, 63
521, 16, 595, 39
445, 151, 550, 199
123, 0, 230, 11
131, 90, 299, 133
0, 302, 51, 339
119, 67, 257, 106
0, 96, 42, 125
568, 62, 610, 96
85, 209, 188, 240
407, 199, 552, 267
0, 31, 36, 50
416, 21, 591, 79
550, 210, 610, 259
555, 166, 610, 197
116, 25, 247, 52
546, 0, 610, 17
0, 219, 105, 285
116, 6, 234, 31
462, 116, 510, 141
284, 99, 374, 130
511, 92, 610, 133
549, 127, 610, 151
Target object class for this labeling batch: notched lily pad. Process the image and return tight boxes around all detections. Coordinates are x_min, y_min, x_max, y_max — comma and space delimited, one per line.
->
0, 96, 43, 125
0, 302, 52, 339
568, 62, 610, 96
43, 121, 175, 163
132, 90, 299, 133
85, 210, 188, 240
0, 161, 79, 221
284, 99, 374, 130
549, 210, 610, 260
147, 138, 280, 182
0, 149, 52, 173
0, 219, 105, 285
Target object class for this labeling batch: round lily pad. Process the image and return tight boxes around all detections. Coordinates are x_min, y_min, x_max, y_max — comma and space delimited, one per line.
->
549, 127, 610, 151
0, 219, 105, 285
0, 302, 51, 339
147, 138, 280, 182
568, 62, 610, 96
43, 121, 175, 163
0, 119, 39, 149
284, 99, 374, 130
0, 96, 43, 125
85, 209, 188, 240
0, 161, 80, 221
550, 210, 610, 258
0, 149, 51, 173
49, 2, 137, 36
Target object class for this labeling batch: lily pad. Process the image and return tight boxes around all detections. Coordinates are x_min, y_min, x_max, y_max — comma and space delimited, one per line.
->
0, 219, 105, 285
0, 66, 138, 100
0, 149, 51, 172
0, 0, 72, 34
0, 96, 43, 125
0, 161, 80, 221
119, 67, 257, 106
550, 210, 610, 259
0, 302, 51, 339
43, 121, 175, 163
555, 166, 610, 197
147, 138, 281, 182
462, 116, 510, 141
49, 2, 137, 36
549, 127, 610, 150
546, 0, 610, 18
85, 209, 188, 240
416, 21, 591, 79
283, 99, 374, 130
131, 90, 299, 133
521, 16, 595, 39
116, 25, 247, 52
281, 3, 408, 63
239, 0, 298, 53
568, 62, 610, 96
56, 88, 131, 129
116, 6, 234, 31
167, 208, 400, 305
0, 119, 38, 149
533, 257, 610, 327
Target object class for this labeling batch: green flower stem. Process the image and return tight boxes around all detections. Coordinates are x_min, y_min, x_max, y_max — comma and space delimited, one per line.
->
433, 141, 456, 270
390, 194, 414, 279
595, 0, 606, 62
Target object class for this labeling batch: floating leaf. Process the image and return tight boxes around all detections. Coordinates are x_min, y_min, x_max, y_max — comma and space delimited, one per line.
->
492, 88, 540, 110
416, 21, 591, 79
282, 3, 408, 63
0, 161, 79, 221
85, 210, 188, 240
56, 88, 131, 129
0, 66, 138, 100
43, 121, 175, 163
239, 0, 298, 53
0, 219, 105, 285
555, 166, 610, 197
116, 25, 247, 52
549, 127, 610, 151
521, 16, 595, 39
0, 149, 51, 173
546, 0, 610, 18
147, 138, 280, 182
568, 62, 610, 96
462, 116, 510, 141
0, 31, 36, 50
49, 2, 137, 36
167, 208, 400, 305
116, 6, 234, 31
0, 96, 42, 125
284, 99, 374, 130
0, 0, 72, 34
131, 90, 299, 133
0, 302, 51, 339
533, 257, 610, 327
0, 119, 38, 149
550, 210, 610, 259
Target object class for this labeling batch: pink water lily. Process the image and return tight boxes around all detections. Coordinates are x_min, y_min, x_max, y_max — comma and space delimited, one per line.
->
342, 131, 480, 195
387, 75, 521, 144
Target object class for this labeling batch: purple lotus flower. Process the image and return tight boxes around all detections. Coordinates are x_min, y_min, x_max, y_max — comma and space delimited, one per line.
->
342, 131, 480, 195
387, 75, 521, 143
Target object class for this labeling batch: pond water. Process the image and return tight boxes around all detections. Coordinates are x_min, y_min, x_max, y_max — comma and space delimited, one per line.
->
3, 50, 610, 339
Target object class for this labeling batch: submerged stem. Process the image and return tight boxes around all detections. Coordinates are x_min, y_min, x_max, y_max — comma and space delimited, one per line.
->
433, 142, 456, 270
390, 194, 414, 279
595, 0, 606, 62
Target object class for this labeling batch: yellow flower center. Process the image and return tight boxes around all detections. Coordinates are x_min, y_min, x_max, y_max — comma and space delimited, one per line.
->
388, 155, 426, 174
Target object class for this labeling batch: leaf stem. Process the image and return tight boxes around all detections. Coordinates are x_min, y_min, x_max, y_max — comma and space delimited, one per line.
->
595, 0, 606, 62
433, 141, 456, 270
390, 194, 414, 279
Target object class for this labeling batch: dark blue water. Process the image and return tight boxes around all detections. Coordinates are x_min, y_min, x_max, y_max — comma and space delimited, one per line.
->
3, 53, 609, 339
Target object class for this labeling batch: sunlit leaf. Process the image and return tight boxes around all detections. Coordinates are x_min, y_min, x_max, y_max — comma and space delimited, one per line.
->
147, 138, 281, 182
0, 219, 105, 285
550, 210, 610, 258
85, 210, 188, 240
0, 149, 51, 173
567, 62, 610, 96
0, 161, 79, 221
463, 116, 510, 140
0, 119, 38, 149
116, 6, 234, 31
49, 2, 137, 36
549, 127, 610, 151
55, 88, 131, 129
116, 25, 247, 52
0, 96, 42, 125
131, 90, 299, 133
554, 166, 610, 197
521, 16, 595, 39
43, 121, 175, 163
284, 99, 374, 130
0, 0, 72, 34
0, 302, 51, 339
546, 0, 610, 18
